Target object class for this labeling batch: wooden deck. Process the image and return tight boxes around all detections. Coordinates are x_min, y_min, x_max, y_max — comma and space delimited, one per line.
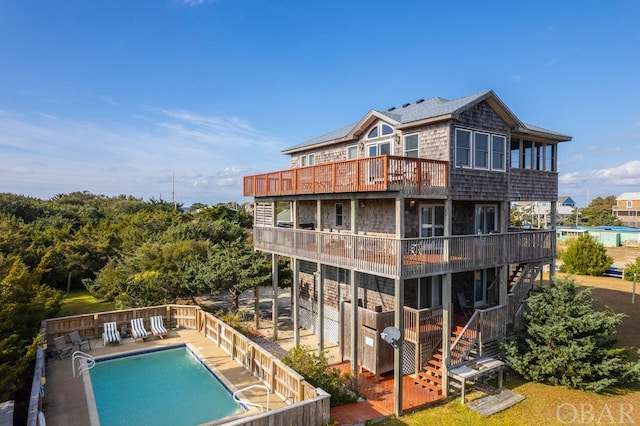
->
332, 363, 444, 415
243, 155, 448, 197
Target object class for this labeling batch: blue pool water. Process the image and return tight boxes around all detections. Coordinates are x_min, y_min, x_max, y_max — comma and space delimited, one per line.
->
89, 346, 244, 426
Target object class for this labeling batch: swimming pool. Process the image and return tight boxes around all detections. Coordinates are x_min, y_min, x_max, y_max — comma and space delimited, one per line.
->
87, 345, 245, 426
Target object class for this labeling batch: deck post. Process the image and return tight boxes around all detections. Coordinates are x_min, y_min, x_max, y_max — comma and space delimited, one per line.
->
293, 258, 300, 346
393, 277, 404, 417
350, 269, 358, 384
317, 265, 324, 355
272, 253, 278, 340
441, 272, 452, 396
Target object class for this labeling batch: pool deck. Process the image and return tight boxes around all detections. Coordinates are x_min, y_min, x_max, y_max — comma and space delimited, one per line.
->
42, 329, 289, 426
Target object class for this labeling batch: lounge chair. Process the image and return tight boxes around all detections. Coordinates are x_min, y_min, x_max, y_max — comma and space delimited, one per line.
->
103, 321, 121, 346
69, 330, 91, 351
457, 292, 474, 317
150, 316, 168, 339
54, 336, 73, 359
130, 317, 148, 342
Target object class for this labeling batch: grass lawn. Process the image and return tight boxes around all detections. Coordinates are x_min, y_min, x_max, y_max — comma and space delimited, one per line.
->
379, 271, 640, 425
56, 288, 116, 317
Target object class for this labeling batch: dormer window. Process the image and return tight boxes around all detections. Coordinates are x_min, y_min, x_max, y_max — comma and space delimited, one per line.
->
366, 123, 394, 139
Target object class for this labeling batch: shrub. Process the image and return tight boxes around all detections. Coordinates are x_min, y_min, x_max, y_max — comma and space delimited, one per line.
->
501, 276, 640, 392
559, 234, 613, 276
623, 257, 640, 281
282, 345, 357, 407
213, 309, 248, 336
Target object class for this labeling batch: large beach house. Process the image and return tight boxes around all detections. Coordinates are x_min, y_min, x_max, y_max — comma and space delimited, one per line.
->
243, 90, 571, 414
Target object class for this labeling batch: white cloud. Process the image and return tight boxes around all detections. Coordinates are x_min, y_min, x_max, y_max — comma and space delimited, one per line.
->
0, 108, 289, 205
559, 160, 640, 200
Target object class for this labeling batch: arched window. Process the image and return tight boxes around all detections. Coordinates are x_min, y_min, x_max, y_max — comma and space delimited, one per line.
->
366, 123, 394, 139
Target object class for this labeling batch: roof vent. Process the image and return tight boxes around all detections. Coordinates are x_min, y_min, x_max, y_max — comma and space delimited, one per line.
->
402, 103, 410, 108
387, 107, 396, 111
416, 99, 424, 104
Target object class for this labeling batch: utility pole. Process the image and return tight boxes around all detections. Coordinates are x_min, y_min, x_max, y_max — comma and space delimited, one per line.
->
172, 171, 177, 211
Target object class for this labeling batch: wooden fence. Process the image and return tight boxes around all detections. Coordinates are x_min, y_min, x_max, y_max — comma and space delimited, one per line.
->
32, 305, 330, 426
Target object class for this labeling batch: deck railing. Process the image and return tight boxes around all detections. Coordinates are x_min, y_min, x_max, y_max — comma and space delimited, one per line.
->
36, 305, 330, 426
253, 226, 555, 278
243, 155, 448, 197
507, 263, 541, 322
477, 305, 507, 345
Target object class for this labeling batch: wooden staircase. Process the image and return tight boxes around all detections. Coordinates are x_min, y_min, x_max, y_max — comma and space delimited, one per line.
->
508, 263, 525, 288
413, 325, 478, 394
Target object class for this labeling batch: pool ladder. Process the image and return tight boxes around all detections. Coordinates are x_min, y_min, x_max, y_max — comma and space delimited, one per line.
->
232, 384, 270, 413
72, 351, 95, 377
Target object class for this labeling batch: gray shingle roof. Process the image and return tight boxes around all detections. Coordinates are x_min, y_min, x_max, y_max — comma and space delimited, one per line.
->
284, 90, 568, 153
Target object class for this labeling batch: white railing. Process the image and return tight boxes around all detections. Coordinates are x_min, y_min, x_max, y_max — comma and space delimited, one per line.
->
72, 351, 95, 377
233, 384, 271, 413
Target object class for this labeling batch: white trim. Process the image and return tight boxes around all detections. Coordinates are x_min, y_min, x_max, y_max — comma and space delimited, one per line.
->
335, 203, 344, 227
346, 144, 358, 159
491, 134, 506, 171
366, 123, 395, 140
366, 140, 392, 157
474, 131, 490, 170
455, 128, 472, 168
403, 133, 419, 157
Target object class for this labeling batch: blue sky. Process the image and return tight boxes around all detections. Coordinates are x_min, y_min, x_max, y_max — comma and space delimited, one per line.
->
1, 0, 639, 207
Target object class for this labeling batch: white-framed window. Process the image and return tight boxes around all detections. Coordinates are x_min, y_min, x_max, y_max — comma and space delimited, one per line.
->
300, 154, 315, 167
456, 128, 507, 171
367, 141, 391, 157
474, 132, 490, 169
420, 205, 445, 237
627, 200, 633, 208
335, 203, 343, 227
455, 128, 472, 167
404, 133, 419, 157
367, 123, 394, 139
346, 145, 358, 159
492, 135, 506, 171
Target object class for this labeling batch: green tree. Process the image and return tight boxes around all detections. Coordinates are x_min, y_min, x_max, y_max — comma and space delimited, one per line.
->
581, 196, 622, 226
559, 234, 613, 276
207, 240, 271, 312
502, 276, 640, 392
0, 254, 61, 402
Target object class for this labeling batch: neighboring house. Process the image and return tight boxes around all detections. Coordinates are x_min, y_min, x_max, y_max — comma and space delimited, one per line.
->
512, 196, 576, 227
613, 192, 640, 229
243, 90, 571, 415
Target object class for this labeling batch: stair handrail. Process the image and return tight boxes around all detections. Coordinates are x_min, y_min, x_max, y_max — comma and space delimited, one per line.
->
449, 310, 479, 367
72, 351, 95, 377
232, 384, 270, 413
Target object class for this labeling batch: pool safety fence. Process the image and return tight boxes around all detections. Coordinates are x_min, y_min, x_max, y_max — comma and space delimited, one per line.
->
32, 304, 330, 426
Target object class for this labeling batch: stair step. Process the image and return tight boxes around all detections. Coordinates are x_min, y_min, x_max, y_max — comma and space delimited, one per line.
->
418, 371, 442, 384
433, 353, 443, 360
423, 366, 441, 376
428, 359, 442, 368
413, 377, 443, 394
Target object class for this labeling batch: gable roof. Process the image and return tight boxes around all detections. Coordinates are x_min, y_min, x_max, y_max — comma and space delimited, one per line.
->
283, 90, 571, 154
617, 192, 640, 201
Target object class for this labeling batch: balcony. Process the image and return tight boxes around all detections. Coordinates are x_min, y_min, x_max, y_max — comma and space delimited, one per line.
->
253, 226, 554, 278
243, 155, 448, 197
